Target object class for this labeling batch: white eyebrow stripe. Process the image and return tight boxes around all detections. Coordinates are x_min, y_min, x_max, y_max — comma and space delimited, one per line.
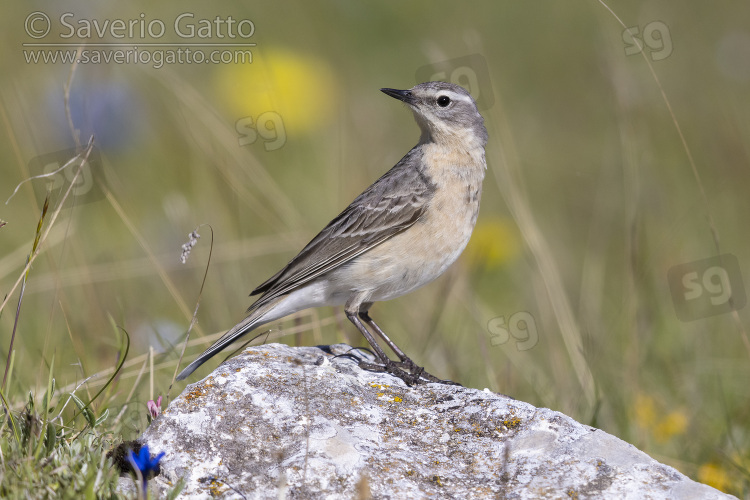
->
437, 90, 473, 103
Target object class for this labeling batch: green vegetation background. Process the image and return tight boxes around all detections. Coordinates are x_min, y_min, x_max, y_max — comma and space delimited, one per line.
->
1, 1, 748, 496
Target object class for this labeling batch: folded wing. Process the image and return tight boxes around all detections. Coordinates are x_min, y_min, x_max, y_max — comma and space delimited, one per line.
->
249, 146, 435, 311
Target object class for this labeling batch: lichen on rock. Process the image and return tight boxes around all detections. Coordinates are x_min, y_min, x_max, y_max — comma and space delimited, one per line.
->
139, 344, 732, 499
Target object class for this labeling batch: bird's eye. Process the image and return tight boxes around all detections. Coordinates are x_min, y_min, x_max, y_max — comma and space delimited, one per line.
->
437, 95, 451, 107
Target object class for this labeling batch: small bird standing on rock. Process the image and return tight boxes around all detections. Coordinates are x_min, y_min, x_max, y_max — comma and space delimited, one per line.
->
177, 82, 488, 385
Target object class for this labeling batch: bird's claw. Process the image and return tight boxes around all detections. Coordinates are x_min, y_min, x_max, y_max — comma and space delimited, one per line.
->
358, 359, 461, 387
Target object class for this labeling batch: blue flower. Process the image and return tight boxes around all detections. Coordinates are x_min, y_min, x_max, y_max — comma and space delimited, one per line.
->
45, 77, 150, 153
128, 444, 165, 479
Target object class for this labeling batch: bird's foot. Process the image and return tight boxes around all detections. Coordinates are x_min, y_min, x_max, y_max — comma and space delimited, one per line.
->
359, 358, 461, 387
394, 357, 463, 387
392, 358, 462, 386
359, 359, 423, 386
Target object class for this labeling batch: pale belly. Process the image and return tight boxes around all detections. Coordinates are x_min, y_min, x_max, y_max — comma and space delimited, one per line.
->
327, 176, 483, 303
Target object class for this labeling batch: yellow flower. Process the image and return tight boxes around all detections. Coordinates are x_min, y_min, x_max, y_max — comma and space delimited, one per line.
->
633, 394, 688, 443
654, 411, 688, 443
464, 216, 520, 269
633, 393, 657, 429
698, 463, 731, 492
214, 48, 337, 135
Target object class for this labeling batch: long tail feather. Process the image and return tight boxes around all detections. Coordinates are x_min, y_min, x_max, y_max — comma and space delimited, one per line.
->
176, 299, 280, 381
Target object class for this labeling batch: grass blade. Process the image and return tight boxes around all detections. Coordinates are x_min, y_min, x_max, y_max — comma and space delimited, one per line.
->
2, 195, 49, 391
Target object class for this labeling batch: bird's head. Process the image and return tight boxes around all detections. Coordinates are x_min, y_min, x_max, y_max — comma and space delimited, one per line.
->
381, 82, 488, 149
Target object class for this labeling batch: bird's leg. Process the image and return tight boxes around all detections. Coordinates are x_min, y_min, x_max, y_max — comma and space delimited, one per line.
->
358, 310, 461, 386
345, 309, 424, 386
358, 311, 410, 363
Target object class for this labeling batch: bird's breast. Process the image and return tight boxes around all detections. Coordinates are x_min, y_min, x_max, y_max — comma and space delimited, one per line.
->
337, 145, 486, 302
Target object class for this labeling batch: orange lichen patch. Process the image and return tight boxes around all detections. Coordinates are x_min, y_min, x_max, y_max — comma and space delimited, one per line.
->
204, 477, 227, 496
369, 382, 405, 404
183, 385, 209, 402
503, 417, 522, 430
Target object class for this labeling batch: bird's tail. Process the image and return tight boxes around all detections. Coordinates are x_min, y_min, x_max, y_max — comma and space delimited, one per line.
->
175, 299, 281, 381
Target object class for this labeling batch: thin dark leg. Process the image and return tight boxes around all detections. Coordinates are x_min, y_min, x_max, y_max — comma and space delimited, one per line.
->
345, 310, 389, 363
358, 310, 461, 386
345, 310, 424, 386
358, 311, 410, 362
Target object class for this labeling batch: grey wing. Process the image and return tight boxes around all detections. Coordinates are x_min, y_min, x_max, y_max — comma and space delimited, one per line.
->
248, 146, 435, 311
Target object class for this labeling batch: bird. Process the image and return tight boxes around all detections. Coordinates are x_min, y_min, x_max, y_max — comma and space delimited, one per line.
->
177, 81, 488, 385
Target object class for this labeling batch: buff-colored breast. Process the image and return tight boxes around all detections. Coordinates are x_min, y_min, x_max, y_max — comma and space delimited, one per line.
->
332, 142, 485, 303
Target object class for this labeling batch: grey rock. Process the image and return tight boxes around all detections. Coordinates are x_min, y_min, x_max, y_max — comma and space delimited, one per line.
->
141, 344, 733, 499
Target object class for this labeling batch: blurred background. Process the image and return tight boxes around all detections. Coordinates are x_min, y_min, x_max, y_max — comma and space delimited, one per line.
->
1, 1, 749, 495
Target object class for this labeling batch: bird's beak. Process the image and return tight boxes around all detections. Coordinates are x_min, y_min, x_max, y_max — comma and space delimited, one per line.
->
380, 88, 416, 105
